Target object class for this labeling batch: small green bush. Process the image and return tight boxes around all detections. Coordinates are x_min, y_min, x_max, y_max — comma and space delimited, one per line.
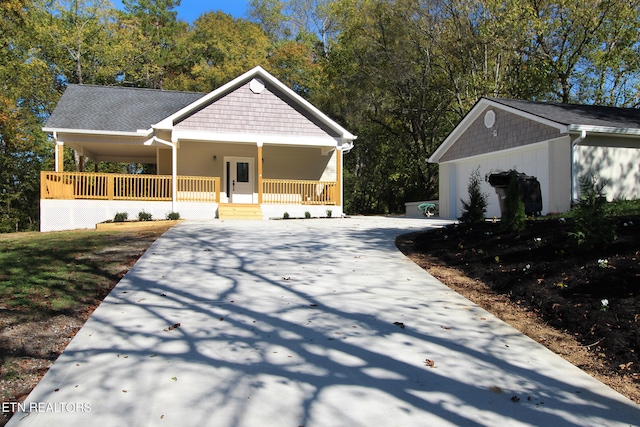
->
326, 209, 332, 218
113, 212, 128, 222
166, 212, 180, 220
138, 210, 152, 221
501, 171, 526, 232
304, 211, 311, 219
459, 167, 488, 225
283, 212, 290, 219
568, 173, 615, 251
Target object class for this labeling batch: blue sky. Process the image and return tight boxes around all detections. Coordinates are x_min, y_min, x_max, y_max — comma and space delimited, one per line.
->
111, 0, 249, 22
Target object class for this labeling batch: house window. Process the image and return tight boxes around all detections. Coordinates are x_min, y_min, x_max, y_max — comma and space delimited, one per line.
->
237, 162, 249, 182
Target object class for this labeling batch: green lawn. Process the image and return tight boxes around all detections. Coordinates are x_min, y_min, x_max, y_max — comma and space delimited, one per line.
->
0, 226, 172, 319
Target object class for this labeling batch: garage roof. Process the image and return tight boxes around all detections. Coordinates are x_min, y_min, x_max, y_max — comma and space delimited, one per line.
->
489, 98, 640, 130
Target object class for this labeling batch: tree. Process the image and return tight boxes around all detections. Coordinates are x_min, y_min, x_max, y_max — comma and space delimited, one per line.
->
500, 171, 526, 232
118, 0, 187, 88
0, 0, 55, 232
171, 12, 270, 92
484, 0, 640, 105
34, 0, 119, 86
459, 167, 488, 225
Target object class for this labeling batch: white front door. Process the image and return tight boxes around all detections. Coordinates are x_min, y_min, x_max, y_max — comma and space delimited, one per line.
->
226, 157, 255, 203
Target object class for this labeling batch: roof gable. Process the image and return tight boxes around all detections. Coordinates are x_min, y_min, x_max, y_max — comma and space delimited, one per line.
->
438, 105, 561, 163
45, 85, 206, 134
429, 97, 640, 163
158, 66, 356, 141
174, 78, 338, 138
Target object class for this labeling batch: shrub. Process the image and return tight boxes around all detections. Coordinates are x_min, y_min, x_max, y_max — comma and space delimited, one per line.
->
138, 210, 152, 221
459, 167, 488, 225
283, 212, 290, 219
113, 212, 128, 223
326, 209, 332, 218
568, 173, 615, 251
501, 171, 526, 232
304, 211, 311, 219
166, 212, 180, 220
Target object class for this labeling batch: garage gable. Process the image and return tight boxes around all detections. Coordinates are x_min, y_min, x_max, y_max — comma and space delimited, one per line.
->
439, 106, 562, 162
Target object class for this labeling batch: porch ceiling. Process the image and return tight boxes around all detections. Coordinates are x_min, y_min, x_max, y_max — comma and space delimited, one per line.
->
56, 132, 160, 164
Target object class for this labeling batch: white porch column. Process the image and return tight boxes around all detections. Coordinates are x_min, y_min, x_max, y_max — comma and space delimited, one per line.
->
257, 141, 263, 204
148, 134, 178, 213
53, 132, 64, 172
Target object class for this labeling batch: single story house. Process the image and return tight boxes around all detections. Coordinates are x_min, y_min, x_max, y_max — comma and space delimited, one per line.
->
427, 97, 640, 219
41, 66, 356, 231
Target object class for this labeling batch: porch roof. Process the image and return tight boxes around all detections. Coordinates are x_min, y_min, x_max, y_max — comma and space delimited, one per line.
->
44, 85, 206, 134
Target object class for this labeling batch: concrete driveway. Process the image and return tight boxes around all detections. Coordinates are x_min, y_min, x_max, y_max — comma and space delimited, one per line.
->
7, 217, 640, 427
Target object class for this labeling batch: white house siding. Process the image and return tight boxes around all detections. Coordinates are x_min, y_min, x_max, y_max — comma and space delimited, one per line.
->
439, 139, 572, 220
576, 144, 640, 200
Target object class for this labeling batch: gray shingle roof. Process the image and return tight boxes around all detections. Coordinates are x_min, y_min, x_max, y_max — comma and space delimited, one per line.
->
46, 84, 207, 133
488, 98, 640, 130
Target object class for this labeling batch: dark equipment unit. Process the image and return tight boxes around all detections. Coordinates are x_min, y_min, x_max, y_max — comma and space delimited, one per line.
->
486, 170, 543, 217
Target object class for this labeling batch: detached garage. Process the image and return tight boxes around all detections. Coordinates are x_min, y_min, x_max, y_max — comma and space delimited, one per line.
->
428, 97, 640, 220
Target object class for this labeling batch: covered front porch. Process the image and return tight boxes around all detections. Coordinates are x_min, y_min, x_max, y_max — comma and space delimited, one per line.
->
40, 169, 341, 231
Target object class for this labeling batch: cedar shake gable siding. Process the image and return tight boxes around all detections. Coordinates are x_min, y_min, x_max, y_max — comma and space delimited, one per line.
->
439, 107, 561, 162
175, 80, 340, 138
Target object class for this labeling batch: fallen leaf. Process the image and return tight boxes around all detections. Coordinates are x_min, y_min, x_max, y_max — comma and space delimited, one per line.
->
424, 359, 436, 368
122, 390, 128, 393
489, 386, 503, 393
171, 377, 177, 381
393, 322, 405, 329
163, 323, 181, 332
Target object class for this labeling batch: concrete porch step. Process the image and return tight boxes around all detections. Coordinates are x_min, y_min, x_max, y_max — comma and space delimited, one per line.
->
218, 204, 263, 220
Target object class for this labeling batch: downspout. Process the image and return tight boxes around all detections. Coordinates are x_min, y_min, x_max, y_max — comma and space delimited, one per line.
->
147, 135, 177, 212
339, 138, 355, 212
571, 130, 587, 203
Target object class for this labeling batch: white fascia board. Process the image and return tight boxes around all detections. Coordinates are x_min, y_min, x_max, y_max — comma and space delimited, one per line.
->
428, 98, 569, 163
154, 66, 357, 141
42, 127, 151, 137
174, 129, 338, 147
568, 124, 640, 136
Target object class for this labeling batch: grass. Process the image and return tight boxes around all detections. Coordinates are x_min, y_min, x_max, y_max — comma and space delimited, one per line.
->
0, 226, 171, 319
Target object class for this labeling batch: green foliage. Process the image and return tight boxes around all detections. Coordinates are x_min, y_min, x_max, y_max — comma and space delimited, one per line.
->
283, 211, 290, 219
326, 209, 332, 218
459, 167, 488, 225
568, 173, 615, 251
113, 212, 128, 222
304, 211, 311, 218
138, 210, 152, 221
501, 172, 526, 232
166, 212, 180, 220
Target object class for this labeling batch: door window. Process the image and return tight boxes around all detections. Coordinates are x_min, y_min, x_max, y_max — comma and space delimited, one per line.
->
237, 162, 249, 183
